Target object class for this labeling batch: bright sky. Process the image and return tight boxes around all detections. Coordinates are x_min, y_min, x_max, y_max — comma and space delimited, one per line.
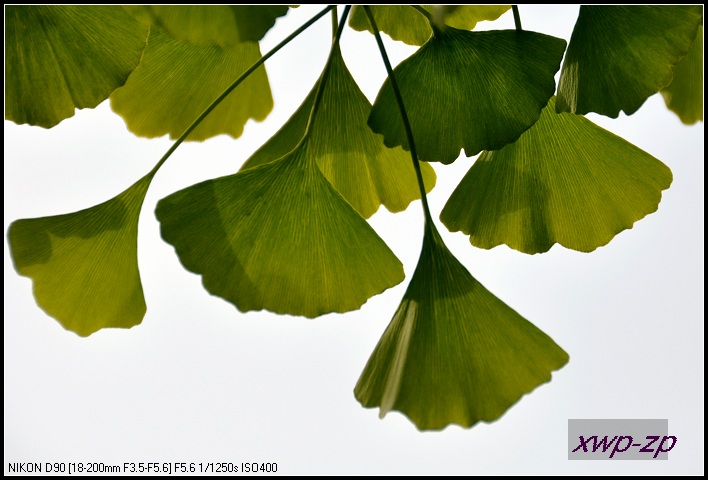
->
4, 5, 704, 475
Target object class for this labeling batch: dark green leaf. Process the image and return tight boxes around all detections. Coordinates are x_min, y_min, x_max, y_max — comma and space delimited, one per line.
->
109, 28, 273, 141
355, 226, 568, 430
4, 5, 147, 128
348, 5, 511, 46
156, 142, 405, 318
556, 5, 703, 117
369, 28, 566, 163
661, 25, 703, 125
440, 97, 673, 254
7, 176, 152, 337
124, 5, 289, 46
241, 46, 436, 218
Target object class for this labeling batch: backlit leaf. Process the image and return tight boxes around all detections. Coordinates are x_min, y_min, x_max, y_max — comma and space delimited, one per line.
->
241, 46, 436, 218
7, 176, 152, 337
4, 5, 147, 128
348, 5, 511, 46
124, 5, 289, 46
156, 141, 405, 318
369, 27, 566, 163
355, 225, 568, 430
110, 28, 272, 141
440, 97, 673, 254
661, 25, 703, 125
556, 5, 703, 117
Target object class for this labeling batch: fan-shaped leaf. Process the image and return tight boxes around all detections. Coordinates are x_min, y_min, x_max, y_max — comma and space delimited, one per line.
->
369, 27, 566, 163
355, 226, 568, 430
4, 5, 147, 128
110, 28, 272, 141
7, 176, 152, 337
348, 5, 511, 46
661, 25, 703, 125
156, 142, 405, 318
556, 5, 703, 117
430, 5, 511, 31
241, 46, 436, 218
440, 97, 673, 254
124, 5, 289, 46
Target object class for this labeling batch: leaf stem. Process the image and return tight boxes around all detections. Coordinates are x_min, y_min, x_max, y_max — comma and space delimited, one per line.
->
147, 5, 335, 178
410, 5, 432, 21
512, 5, 522, 31
303, 5, 352, 138
362, 6, 434, 228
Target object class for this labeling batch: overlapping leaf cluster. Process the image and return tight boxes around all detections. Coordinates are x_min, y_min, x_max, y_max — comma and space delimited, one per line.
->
5, 5, 703, 430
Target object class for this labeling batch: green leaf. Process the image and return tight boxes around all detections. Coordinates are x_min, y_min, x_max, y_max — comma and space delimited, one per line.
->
369, 28, 567, 164
109, 28, 273, 141
348, 5, 511, 46
355, 226, 568, 430
123, 5, 289, 46
440, 97, 673, 254
241, 46, 436, 218
430, 5, 511, 31
661, 25, 703, 125
156, 142, 405, 318
7, 176, 152, 337
4, 5, 148, 128
556, 5, 703, 117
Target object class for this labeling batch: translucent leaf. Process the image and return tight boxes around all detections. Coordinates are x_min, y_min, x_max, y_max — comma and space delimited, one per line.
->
241, 46, 436, 218
124, 5, 289, 46
440, 97, 673, 254
355, 226, 568, 430
369, 28, 566, 164
4, 5, 147, 128
348, 5, 511, 46
661, 25, 703, 125
156, 142, 405, 318
110, 28, 273, 141
7, 176, 152, 337
430, 5, 511, 31
556, 5, 703, 117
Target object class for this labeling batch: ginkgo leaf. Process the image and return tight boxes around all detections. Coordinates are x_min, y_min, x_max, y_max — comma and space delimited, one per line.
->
110, 28, 272, 141
430, 5, 511, 31
369, 27, 566, 163
156, 141, 405, 318
124, 5, 289, 46
7, 175, 153, 337
4, 5, 147, 128
661, 25, 703, 125
556, 5, 703, 118
348, 5, 511, 46
440, 97, 673, 254
355, 225, 568, 431
241, 46, 436, 218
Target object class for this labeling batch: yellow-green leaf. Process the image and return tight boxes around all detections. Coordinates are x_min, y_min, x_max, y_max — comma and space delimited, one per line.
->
7, 176, 152, 337
661, 25, 703, 125
124, 5, 289, 46
156, 142, 405, 318
349, 5, 511, 46
110, 28, 273, 141
440, 97, 673, 254
369, 28, 566, 163
355, 226, 568, 430
5, 5, 147, 128
556, 5, 703, 117
241, 46, 436, 218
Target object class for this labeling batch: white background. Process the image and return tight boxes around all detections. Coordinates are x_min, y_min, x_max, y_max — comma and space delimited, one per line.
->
4, 5, 704, 475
